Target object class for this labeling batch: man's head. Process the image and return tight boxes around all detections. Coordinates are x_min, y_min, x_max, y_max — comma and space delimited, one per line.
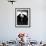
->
20, 12, 24, 18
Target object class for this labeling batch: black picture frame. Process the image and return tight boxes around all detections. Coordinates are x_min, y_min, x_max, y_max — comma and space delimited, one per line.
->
15, 8, 31, 28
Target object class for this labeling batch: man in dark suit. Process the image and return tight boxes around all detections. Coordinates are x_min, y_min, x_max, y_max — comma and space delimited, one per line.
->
17, 10, 28, 25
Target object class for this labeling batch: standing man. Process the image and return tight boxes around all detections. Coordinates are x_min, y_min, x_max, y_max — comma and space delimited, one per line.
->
17, 10, 28, 25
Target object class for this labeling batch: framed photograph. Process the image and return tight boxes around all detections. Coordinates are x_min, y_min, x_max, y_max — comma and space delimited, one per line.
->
15, 8, 31, 28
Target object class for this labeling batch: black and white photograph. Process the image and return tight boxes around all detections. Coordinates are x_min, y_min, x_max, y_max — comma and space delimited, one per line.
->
15, 8, 31, 27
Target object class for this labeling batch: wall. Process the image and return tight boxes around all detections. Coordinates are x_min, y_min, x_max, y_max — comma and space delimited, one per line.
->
0, 0, 46, 42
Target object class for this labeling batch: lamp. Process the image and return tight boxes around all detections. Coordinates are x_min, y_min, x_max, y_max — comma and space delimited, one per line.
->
8, 0, 16, 4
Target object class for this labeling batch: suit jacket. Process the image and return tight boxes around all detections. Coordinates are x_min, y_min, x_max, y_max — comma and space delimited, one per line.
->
17, 14, 28, 25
